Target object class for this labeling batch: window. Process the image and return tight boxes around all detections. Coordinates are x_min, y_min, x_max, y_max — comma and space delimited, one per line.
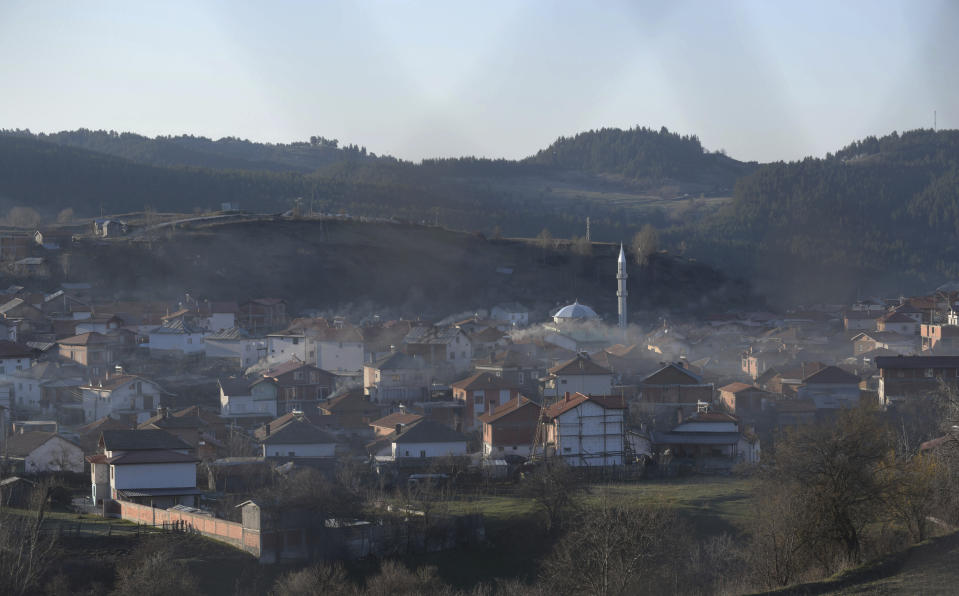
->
404, 450, 410, 457
420, 450, 426, 458
563, 447, 571, 453
561, 379, 567, 384
512, 445, 518, 450
294, 371, 304, 381
187, 337, 193, 344
288, 451, 295, 456
15, 365, 21, 371
0, 367, 4, 375
518, 373, 525, 384
925, 369, 934, 378
450, 352, 456, 360
292, 337, 299, 345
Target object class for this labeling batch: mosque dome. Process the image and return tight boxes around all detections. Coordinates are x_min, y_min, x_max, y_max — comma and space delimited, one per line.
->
552, 301, 599, 324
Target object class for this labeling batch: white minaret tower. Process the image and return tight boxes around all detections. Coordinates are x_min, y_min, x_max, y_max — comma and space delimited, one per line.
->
617, 244, 628, 329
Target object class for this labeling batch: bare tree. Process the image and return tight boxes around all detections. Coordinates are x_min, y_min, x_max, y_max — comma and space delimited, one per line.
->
272, 562, 353, 596
540, 500, 679, 596
519, 463, 579, 534
630, 224, 658, 265
743, 483, 810, 589
535, 228, 554, 251
0, 485, 57, 596
55, 208, 74, 224
770, 406, 894, 566
570, 235, 592, 256
111, 544, 201, 596
5, 207, 42, 229
884, 452, 942, 543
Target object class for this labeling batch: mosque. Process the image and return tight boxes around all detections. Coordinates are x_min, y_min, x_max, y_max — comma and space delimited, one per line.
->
543, 245, 628, 351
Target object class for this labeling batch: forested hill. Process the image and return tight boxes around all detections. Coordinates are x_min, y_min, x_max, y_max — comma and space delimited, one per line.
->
526, 126, 755, 186
3, 128, 379, 173
0, 134, 311, 215
683, 129, 959, 302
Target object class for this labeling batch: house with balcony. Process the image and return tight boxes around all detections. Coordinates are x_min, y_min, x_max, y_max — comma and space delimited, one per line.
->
87, 429, 199, 507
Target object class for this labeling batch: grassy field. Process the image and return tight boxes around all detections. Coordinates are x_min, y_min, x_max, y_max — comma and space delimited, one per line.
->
404, 476, 755, 588
441, 476, 755, 532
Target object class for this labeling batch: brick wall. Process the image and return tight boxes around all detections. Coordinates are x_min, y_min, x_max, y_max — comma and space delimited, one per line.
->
116, 500, 260, 559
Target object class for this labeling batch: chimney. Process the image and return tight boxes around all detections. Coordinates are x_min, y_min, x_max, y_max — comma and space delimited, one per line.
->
564, 391, 571, 401
265, 422, 271, 436
395, 423, 403, 435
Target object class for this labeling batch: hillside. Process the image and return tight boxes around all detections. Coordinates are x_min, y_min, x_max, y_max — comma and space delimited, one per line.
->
676, 129, 959, 304
59, 218, 759, 319
7, 126, 959, 304
18, 128, 378, 172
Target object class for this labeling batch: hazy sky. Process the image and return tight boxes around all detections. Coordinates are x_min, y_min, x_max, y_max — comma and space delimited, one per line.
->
1, 0, 956, 163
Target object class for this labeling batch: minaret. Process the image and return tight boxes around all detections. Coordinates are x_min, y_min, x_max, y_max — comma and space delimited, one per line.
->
617, 244, 628, 329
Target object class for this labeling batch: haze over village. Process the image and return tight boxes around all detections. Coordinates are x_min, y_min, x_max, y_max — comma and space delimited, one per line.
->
2, 2, 959, 595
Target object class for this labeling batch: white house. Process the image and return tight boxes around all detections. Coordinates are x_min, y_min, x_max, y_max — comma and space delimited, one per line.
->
652, 410, 761, 468
148, 319, 207, 355
260, 418, 336, 458
491, 303, 530, 327
204, 327, 266, 369
313, 327, 365, 376
404, 326, 474, 376
543, 353, 614, 398
80, 375, 167, 423
266, 328, 311, 364
87, 429, 199, 507
3, 432, 84, 474
364, 352, 434, 404
390, 420, 469, 460
6, 362, 85, 416
218, 377, 277, 418
0, 340, 35, 376
545, 392, 626, 467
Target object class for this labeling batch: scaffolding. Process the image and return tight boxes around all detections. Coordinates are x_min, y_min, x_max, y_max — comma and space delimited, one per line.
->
529, 395, 630, 468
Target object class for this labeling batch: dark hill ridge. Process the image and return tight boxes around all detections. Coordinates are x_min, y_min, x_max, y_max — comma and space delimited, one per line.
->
65, 218, 759, 319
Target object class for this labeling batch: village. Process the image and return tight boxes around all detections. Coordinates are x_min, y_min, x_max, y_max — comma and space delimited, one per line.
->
0, 218, 957, 575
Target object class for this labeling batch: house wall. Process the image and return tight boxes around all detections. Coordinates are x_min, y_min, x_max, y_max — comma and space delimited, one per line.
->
267, 335, 309, 364
149, 332, 206, 354
0, 356, 32, 375
554, 373, 613, 396
116, 500, 258, 558
491, 307, 528, 327
91, 462, 109, 503
316, 341, 364, 374
25, 437, 83, 473
111, 462, 197, 490
206, 313, 236, 332
392, 440, 467, 459
205, 338, 265, 368
262, 443, 335, 458
551, 401, 624, 467
81, 382, 163, 422
364, 366, 432, 403
879, 321, 918, 335
796, 383, 860, 409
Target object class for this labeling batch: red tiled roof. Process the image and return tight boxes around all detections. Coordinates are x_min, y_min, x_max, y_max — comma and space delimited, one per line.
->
370, 412, 423, 429
106, 450, 198, 465
719, 382, 754, 394
58, 332, 109, 346
478, 396, 538, 424
545, 393, 626, 418
549, 353, 611, 376
451, 371, 517, 392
